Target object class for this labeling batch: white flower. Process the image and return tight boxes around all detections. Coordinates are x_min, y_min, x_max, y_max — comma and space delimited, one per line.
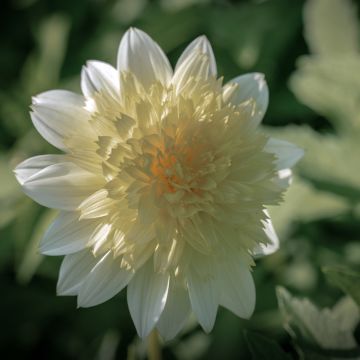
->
15, 28, 303, 340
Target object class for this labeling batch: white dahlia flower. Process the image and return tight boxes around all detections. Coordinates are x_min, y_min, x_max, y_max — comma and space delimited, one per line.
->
15, 28, 303, 340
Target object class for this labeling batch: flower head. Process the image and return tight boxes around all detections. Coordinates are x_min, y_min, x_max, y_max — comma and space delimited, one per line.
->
15, 28, 303, 340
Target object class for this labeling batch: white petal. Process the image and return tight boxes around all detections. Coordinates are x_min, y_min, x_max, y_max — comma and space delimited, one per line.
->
252, 212, 279, 257
81, 60, 120, 98
57, 250, 98, 296
157, 279, 191, 341
127, 260, 170, 338
175, 35, 217, 77
224, 73, 269, 126
15, 156, 103, 210
275, 168, 293, 189
31, 90, 93, 151
90, 223, 112, 256
172, 47, 211, 92
187, 260, 218, 333
14, 154, 65, 184
79, 189, 113, 220
78, 251, 133, 307
117, 27, 172, 89
217, 258, 255, 319
265, 138, 304, 170
40, 211, 100, 256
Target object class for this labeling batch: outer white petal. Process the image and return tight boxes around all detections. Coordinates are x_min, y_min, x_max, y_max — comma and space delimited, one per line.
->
156, 279, 191, 341
252, 212, 279, 257
57, 250, 99, 296
265, 138, 304, 170
224, 73, 269, 126
14, 154, 65, 184
81, 60, 120, 98
187, 261, 218, 333
127, 260, 170, 338
40, 211, 100, 256
275, 168, 293, 189
78, 251, 133, 307
175, 35, 217, 77
14, 156, 103, 210
217, 257, 255, 319
172, 47, 211, 92
117, 27, 172, 89
31, 90, 93, 151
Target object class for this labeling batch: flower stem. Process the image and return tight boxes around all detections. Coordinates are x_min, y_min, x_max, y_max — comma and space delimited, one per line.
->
147, 329, 162, 360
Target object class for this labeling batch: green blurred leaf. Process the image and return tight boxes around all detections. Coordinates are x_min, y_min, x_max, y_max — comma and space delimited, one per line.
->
322, 267, 360, 306
174, 331, 211, 360
266, 125, 360, 197
0, 155, 25, 228
111, 0, 147, 24
277, 287, 359, 351
139, 5, 202, 54
304, 0, 359, 55
290, 56, 360, 134
301, 347, 360, 360
208, 0, 302, 79
22, 14, 71, 94
16, 209, 58, 284
268, 174, 348, 237
160, 0, 210, 12
244, 331, 292, 360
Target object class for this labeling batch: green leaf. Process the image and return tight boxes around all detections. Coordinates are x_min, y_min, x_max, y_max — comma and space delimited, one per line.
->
290, 56, 360, 133
16, 209, 58, 284
276, 287, 359, 351
268, 174, 348, 237
207, 0, 302, 80
300, 345, 360, 360
322, 267, 360, 307
244, 331, 292, 360
22, 14, 71, 94
0, 155, 25, 229
304, 0, 359, 55
266, 125, 360, 197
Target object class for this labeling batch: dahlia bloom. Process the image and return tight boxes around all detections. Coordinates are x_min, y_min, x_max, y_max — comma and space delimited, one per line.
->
15, 28, 303, 340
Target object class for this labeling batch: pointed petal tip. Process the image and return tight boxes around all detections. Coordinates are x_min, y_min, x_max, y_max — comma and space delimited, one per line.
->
31, 96, 39, 105
266, 138, 304, 170
77, 297, 91, 308
118, 27, 172, 89
254, 72, 265, 79
76, 300, 82, 309
38, 244, 51, 255
38, 240, 83, 257
13, 168, 23, 185
191, 34, 211, 49
251, 72, 267, 91
127, 262, 170, 340
224, 72, 269, 125
197, 34, 209, 45
128, 26, 141, 34
81, 60, 120, 98
57, 284, 76, 297
173, 33, 217, 85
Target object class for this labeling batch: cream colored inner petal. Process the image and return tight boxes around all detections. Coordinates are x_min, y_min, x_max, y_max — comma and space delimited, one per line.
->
60, 66, 285, 276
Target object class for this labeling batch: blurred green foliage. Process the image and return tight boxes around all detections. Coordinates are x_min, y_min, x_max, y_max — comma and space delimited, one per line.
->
1, 0, 360, 359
